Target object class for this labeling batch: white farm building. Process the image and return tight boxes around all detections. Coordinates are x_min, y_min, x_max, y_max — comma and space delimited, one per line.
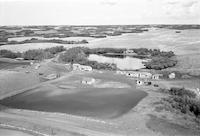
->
72, 64, 92, 71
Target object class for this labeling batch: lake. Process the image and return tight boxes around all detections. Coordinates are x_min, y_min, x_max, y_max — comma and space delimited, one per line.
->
0, 85, 147, 119
88, 54, 145, 70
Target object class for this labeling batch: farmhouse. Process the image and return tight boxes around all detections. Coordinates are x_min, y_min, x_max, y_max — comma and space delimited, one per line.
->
80, 65, 92, 71
72, 64, 92, 71
65, 63, 72, 70
34, 63, 40, 70
152, 74, 162, 80
72, 64, 81, 70
116, 71, 126, 75
139, 72, 152, 79
126, 72, 140, 78
124, 49, 137, 55
123, 71, 152, 79
169, 73, 176, 79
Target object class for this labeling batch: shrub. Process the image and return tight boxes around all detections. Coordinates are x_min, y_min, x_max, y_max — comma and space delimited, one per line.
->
0, 50, 22, 58
169, 96, 200, 117
0, 37, 8, 42
23, 49, 53, 60
168, 87, 196, 98
79, 61, 117, 70
59, 47, 87, 63
144, 57, 177, 70
163, 87, 200, 119
44, 46, 65, 54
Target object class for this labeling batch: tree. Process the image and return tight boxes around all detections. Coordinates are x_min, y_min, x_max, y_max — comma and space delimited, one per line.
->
0, 50, 22, 58
59, 47, 87, 63
23, 49, 53, 60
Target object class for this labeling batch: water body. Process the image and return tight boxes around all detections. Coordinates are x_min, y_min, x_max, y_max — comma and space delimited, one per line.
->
88, 54, 145, 70
0, 88, 147, 119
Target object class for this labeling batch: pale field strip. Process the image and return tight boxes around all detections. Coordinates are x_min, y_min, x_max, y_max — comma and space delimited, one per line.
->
0, 123, 50, 136
13, 108, 116, 126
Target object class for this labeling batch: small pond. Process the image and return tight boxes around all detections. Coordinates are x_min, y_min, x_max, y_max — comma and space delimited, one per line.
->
88, 54, 145, 70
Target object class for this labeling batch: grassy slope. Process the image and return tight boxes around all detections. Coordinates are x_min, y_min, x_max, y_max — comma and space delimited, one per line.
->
167, 54, 200, 75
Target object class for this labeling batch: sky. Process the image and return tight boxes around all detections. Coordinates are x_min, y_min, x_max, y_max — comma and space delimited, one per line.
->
0, 0, 200, 25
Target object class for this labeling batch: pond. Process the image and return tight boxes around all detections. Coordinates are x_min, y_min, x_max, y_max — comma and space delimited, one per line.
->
0, 87, 147, 119
88, 54, 145, 70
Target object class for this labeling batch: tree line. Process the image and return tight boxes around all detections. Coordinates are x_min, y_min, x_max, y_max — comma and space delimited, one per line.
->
0, 46, 66, 60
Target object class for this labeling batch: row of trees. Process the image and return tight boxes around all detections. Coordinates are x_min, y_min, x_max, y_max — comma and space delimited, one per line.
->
61, 47, 175, 58
0, 46, 66, 60
2, 38, 89, 46
0, 50, 21, 58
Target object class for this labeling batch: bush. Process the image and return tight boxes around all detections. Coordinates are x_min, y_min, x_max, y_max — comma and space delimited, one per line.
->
86, 48, 126, 54
168, 87, 196, 98
132, 48, 175, 57
59, 47, 87, 63
23, 49, 53, 60
144, 57, 177, 70
0, 37, 8, 42
44, 46, 65, 54
79, 61, 117, 70
169, 96, 200, 117
0, 50, 22, 58
163, 87, 200, 119
22, 46, 66, 60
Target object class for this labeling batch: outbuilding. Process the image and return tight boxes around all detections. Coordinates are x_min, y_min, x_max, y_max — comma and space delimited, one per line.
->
72, 64, 92, 71
125, 71, 139, 78
152, 74, 162, 80
116, 71, 126, 75
136, 80, 144, 86
34, 63, 40, 70
169, 73, 176, 79
139, 72, 152, 79
72, 64, 81, 70
80, 65, 92, 71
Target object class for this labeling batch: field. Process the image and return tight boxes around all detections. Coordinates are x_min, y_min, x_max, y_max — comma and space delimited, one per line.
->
1, 28, 200, 55
0, 128, 32, 136
0, 26, 200, 136
0, 59, 200, 135
167, 53, 200, 75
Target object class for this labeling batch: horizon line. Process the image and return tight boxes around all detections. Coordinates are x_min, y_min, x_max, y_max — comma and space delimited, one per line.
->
1, 24, 200, 27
